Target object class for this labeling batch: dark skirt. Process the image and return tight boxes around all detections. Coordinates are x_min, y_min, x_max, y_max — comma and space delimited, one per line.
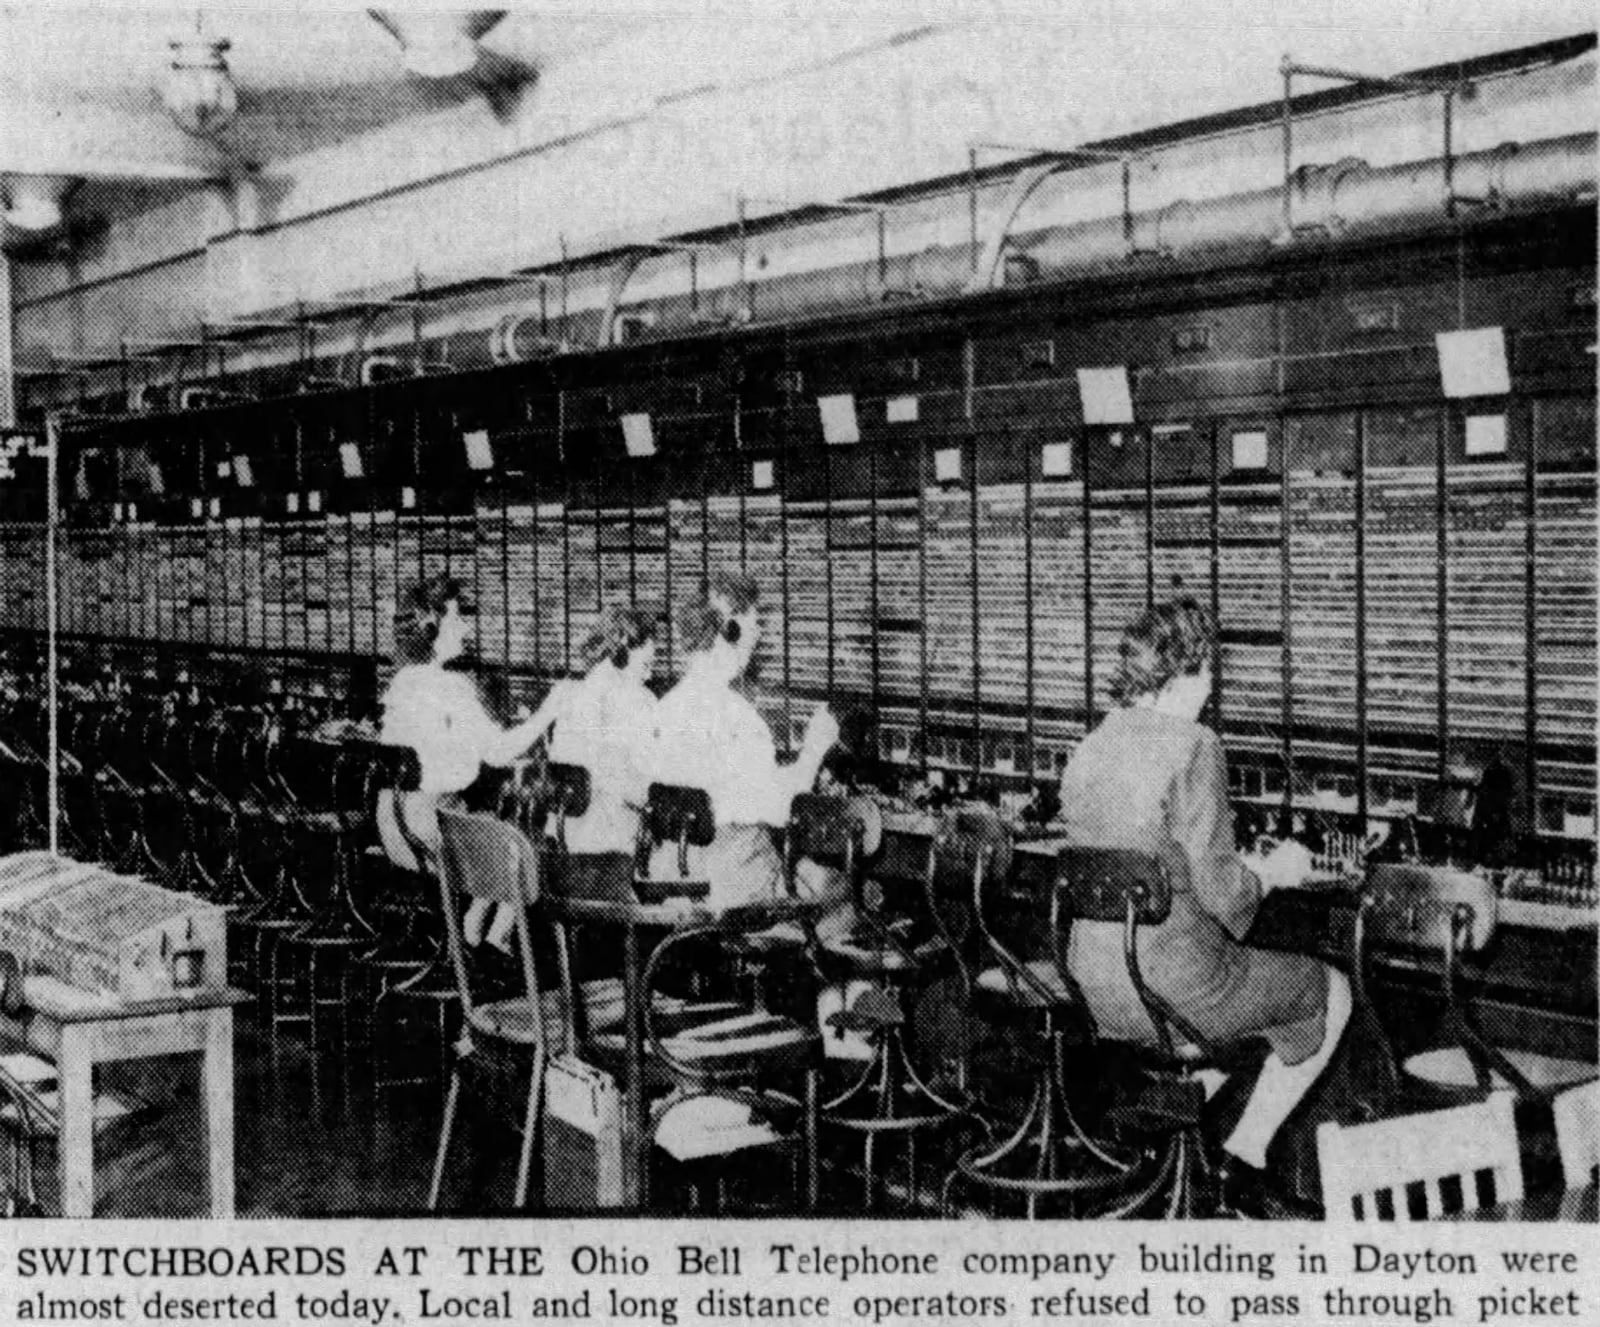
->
1067, 916, 1329, 1065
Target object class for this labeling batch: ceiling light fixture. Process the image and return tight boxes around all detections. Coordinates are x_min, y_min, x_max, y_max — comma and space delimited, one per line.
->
369, 11, 505, 79
162, 15, 238, 137
1, 174, 78, 231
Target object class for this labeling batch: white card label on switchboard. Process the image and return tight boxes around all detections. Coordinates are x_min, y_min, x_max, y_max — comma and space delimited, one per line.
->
463, 429, 495, 470
1232, 430, 1269, 470
1437, 327, 1510, 398
1465, 414, 1508, 456
819, 394, 860, 445
1077, 366, 1134, 425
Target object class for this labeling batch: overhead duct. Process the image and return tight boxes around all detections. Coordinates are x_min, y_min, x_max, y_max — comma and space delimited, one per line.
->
26, 41, 1589, 407
461, 125, 1592, 367
593, 130, 1596, 344
1000, 135, 1596, 290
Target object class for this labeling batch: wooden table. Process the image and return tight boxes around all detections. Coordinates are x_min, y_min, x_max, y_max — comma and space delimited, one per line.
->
0, 976, 248, 1217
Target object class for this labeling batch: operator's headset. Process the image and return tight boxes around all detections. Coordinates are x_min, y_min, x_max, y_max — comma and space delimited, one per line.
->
707, 597, 744, 649
609, 614, 664, 670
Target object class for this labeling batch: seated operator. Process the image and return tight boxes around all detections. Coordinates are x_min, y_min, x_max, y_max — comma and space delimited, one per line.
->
1057, 597, 1353, 1175
642, 570, 849, 932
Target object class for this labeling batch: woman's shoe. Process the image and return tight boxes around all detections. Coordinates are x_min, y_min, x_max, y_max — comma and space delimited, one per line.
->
471, 942, 522, 997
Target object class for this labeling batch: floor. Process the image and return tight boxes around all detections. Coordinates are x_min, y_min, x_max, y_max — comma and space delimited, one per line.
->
34, 1023, 454, 1218
10, 972, 1581, 1220
26, 993, 1029, 1219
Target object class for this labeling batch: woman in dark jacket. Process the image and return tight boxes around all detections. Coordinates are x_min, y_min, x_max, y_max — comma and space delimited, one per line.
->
1058, 597, 1352, 1169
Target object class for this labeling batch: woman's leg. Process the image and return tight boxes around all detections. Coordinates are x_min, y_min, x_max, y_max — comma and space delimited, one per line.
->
463, 898, 491, 946
483, 902, 517, 953
1223, 965, 1353, 1168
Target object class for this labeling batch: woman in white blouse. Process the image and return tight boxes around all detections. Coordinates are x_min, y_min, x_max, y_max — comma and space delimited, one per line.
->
380, 575, 564, 943
544, 605, 660, 898
645, 570, 845, 923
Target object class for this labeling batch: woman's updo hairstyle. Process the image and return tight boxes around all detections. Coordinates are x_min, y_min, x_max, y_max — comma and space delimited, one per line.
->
393, 574, 463, 665
577, 604, 661, 674
676, 569, 760, 655
1110, 597, 1215, 706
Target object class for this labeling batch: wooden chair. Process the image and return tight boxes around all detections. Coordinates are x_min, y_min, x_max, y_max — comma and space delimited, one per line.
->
1317, 1091, 1523, 1220
429, 803, 551, 1210
1552, 1079, 1600, 1191
356, 766, 458, 1091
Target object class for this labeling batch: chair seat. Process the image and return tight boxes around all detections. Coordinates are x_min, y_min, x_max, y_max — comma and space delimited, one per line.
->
823, 927, 945, 972
825, 984, 903, 1034
1404, 1046, 1599, 1092
467, 998, 544, 1045
975, 961, 1072, 1007
574, 977, 625, 1030
659, 1009, 814, 1065
654, 1092, 792, 1161
572, 981, 738, 1034
724, 921, 811, 954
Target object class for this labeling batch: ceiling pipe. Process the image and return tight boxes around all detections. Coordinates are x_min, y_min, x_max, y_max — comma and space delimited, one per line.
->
25, 46, 1591, 401
1016, 131, 1594, 282
369, 11, 507, 79
594, 130, 1596, 339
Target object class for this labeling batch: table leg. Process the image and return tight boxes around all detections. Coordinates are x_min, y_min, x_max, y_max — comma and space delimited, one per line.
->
201, 1007, 236, 1217
623, 923, 647, 1209
57, 1026, 94, 1218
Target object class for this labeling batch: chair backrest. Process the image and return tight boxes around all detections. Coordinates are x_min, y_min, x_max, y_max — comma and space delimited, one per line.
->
1054, 844, 1198, 1053
540, 761, 593, 847
438, 804, 542, 905
645, 783, 715, 861
930, 805, 1013, 899
1552, 1079, 1600, 1191
362, 741, 422, 796
1365, 863, 1497, 955
272, 734, 346, 813
436, 803, 544, 1020
787, 792, 877, 870
1055, 846, 1172, 925
924, 805, 1014, 948
1317, 1092, 1524, 1220
542, 762, 593, 819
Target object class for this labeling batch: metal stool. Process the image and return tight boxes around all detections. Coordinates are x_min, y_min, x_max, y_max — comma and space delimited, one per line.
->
1043, 845, 1270, 1218
809, 794, 961, 1209
947, 830, 1142, 1216
1362, 864, 1555, 1106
